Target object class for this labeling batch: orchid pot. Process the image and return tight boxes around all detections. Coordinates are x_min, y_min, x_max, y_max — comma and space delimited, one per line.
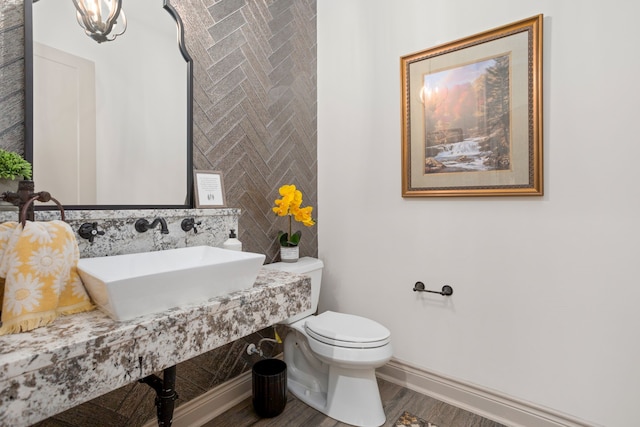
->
272, 184, 315, 263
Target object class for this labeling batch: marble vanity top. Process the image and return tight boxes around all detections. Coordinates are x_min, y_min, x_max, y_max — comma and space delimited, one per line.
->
0, 268, 311, 427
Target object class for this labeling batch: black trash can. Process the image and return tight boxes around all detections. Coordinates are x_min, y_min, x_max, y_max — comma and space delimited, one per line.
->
252, 358, 287, 418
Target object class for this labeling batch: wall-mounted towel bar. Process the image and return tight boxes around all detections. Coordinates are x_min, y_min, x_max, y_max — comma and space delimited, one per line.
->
413, 282, 453, 296
1, 180, 64, 223
20, 191, 64, 226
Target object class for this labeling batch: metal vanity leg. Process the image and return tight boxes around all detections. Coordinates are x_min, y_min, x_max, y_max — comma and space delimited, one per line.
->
140, 365, 179, 427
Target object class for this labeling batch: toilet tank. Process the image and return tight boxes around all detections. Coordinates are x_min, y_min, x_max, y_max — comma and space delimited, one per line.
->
262, 257, 323, 324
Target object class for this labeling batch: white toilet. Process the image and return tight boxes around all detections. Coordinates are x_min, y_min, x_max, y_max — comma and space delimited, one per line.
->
263, 257, 392, 427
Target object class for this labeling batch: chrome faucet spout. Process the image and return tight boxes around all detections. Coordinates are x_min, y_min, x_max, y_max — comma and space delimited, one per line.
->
135, 217, 169, 234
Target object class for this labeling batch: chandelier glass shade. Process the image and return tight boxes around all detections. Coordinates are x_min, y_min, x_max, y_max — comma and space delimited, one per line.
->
72, 0, 127, 43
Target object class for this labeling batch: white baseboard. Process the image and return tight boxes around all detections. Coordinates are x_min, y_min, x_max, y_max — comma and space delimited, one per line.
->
144, 357, 599, 427
376, 358, 599, 427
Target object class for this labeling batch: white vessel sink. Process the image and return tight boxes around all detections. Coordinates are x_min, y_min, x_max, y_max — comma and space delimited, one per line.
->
77, 246, 266, 321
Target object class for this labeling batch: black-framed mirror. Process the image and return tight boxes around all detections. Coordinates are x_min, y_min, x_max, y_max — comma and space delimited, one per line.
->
25, 0, 193, 210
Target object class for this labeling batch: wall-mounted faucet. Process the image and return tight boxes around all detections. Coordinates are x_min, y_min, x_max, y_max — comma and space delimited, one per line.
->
181, 218, 201, 234
78, 222, 105, 243
135, 218, 169, 234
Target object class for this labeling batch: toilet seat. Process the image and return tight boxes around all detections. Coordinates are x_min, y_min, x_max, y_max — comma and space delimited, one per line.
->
305, 311, 391, 349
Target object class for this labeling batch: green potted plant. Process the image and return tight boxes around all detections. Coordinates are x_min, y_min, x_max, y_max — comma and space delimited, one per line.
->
0, 149, 32, 181
0, 149, 32, 209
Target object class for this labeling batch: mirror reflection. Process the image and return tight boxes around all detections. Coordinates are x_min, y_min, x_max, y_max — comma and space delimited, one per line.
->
31, 0, 189, 206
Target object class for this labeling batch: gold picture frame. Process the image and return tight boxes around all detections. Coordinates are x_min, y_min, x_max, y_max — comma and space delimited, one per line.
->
193, 170, 226, 208
401, 15, 543, 197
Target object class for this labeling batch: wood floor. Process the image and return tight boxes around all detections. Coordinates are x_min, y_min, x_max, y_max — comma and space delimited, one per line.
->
202, 377, 506, 427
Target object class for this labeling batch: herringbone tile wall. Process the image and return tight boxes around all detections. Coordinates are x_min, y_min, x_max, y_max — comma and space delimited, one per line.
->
2, 0, 317, 425
176, 0, 318, 263
0, 0, 26, 155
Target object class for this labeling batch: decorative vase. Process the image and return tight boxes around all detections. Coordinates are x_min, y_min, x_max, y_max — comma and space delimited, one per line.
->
280, 245, 299, 263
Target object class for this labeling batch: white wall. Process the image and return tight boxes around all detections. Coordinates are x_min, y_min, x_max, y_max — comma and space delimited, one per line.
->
317, 1, 640, 426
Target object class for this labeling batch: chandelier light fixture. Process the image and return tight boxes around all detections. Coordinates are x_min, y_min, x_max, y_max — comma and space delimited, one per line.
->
72, 0, 127, 43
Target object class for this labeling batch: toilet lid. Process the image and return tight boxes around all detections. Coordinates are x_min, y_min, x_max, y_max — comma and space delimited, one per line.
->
305, 311, 391, 349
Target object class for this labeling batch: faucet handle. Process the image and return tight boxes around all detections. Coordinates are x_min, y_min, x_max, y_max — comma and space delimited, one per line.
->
135, 218, 151, 233
78, 222, 105, 243
181, 218, 202, 234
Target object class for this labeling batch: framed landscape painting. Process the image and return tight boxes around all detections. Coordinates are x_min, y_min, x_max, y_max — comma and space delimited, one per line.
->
401, 15, 543, 197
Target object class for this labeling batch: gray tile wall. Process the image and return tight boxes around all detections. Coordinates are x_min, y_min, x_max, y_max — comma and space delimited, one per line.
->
177, 0, 318, 263
1, 0, 317, 425
0, 0, 26, 155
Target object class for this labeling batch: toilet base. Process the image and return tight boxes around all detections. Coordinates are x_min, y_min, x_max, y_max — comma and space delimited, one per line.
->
284, 316, 391, 427
289, 364, 386, 427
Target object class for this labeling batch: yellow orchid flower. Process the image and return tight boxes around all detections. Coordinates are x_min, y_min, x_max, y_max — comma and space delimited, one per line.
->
279, 184, 297, 197
294, 206, 315, 226
272, 184, 316, 248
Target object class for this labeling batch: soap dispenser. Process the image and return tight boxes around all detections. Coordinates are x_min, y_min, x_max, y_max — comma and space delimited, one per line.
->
223, 229, 242, 251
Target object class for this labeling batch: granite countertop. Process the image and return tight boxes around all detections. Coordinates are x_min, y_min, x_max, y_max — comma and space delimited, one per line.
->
0, 268, 311, 427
